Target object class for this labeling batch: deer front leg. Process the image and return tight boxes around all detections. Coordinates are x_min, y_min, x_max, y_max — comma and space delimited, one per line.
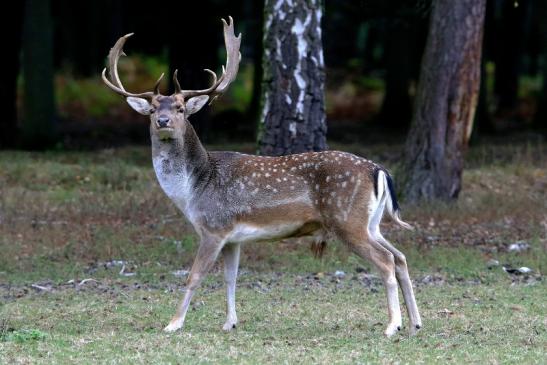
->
221, 242, 241, 331
164, 237, 222, 332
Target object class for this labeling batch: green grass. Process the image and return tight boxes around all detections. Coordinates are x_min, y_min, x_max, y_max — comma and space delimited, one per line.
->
0, 141, 546, 363
1, 328, 47, 343
1, 274, 544, 364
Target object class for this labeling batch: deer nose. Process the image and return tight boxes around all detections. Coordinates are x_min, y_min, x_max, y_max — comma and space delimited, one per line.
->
157, 116, 170, 128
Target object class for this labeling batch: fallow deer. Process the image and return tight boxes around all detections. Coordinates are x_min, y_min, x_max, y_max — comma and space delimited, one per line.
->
102, 17, 422, 337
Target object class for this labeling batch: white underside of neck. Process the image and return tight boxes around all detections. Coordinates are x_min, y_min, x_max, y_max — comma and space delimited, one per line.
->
152, 152, 194, 219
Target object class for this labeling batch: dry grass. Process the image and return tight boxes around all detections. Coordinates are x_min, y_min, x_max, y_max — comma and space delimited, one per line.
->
0, 141, 546, 277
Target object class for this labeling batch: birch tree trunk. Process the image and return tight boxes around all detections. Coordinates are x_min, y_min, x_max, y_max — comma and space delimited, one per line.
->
403, 0, 486, 201
258, 0, 327, 156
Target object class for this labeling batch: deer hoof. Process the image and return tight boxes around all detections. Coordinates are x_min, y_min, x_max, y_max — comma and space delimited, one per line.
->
409, 323, 422, 336
222, 321, 237, 331
384, 323, 402, 337
163, 320, 183, 333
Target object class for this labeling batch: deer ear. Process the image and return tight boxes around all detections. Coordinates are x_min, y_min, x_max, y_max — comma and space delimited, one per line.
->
185, 95, 210, 115
126, 97, 152, 115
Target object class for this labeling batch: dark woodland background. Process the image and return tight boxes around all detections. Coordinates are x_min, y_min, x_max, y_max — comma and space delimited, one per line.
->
1, 0, 545, 149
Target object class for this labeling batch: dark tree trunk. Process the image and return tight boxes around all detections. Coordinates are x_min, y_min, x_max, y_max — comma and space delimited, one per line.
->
258, 0, 327, 156
167, 1, 220, 142
52, 0, 113, 77
378, 23, 415, 130
0, 2, 24, 149
535, 58, 547, 135
403, 0, 486, 202
22, 0, 58, 149
533, 0, 547, 134
323, 0, 360, 68
473, 0, 496, 137
494, 0, 526, 111
245, 0, 264, 138
473, 56, 494, 137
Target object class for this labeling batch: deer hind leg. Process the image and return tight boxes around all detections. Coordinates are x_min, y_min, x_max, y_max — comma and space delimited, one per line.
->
367, 193, 422, 335
341, 228, 402, 337
221, 242, 241, 331
373, 232, 422, 335
164, 237, 222, 332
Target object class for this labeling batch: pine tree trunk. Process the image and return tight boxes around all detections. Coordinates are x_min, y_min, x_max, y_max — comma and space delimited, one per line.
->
22, 0, 58, 149
403, 0, 486, 202
258, 0, 327, 156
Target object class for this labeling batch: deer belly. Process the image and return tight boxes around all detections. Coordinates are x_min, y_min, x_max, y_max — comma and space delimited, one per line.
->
226, 222, 310, 244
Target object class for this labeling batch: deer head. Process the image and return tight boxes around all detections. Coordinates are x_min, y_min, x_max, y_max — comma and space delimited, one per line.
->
102, 17, 241, 141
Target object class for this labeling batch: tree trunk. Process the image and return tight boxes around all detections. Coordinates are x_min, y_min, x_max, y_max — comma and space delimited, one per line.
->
403, 0, 486, 202
323, 1, 360, 68
245, 0, 264, 138
378, 23, 414, 131
258, 0, 327, 156
473, 0, 496, 137
21, 0, 58, 149
0, 2, 24, 149
533, 0, 547, 134
494, 0, 527, 111
473, 56, 494, 137
53, 0, 114, 77
168, 1, 219, 142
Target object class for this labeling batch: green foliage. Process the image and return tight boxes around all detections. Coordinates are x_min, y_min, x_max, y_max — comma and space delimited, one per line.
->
56, 76, 120, 118
355, 75, 385, 91
52, 54, 253, 121
139, 52, 169, 83
214, 64, 254, 113
55, 54, 169, 119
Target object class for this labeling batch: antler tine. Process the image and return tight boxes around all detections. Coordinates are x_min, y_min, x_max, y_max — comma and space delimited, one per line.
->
101, 68, 154, 98
204, 69, 218, 87
108, 33, 133, 91
102, 33, 160, 99
173, 68, 220, 98
215, 16, 242, 94
173, 69, 182, 94
177, 17, 241, 100
154, 73, 165, 95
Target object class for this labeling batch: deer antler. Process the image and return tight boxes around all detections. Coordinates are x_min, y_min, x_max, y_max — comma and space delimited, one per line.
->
174, 16, 241, 101
101, 33, 164, 99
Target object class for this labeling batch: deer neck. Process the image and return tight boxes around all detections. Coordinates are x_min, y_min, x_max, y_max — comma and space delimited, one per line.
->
150, 122, 213, 214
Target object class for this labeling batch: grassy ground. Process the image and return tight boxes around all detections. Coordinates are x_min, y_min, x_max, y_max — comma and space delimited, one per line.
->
1, 141, 546, 363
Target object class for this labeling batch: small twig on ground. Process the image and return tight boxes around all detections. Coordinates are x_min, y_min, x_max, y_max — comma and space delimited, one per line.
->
30, 284, 51, 292
78, 278, 98, 286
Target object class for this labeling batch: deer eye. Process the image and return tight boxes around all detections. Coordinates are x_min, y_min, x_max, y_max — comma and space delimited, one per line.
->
149, 108, 156, 114
177, 106, 185, 113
